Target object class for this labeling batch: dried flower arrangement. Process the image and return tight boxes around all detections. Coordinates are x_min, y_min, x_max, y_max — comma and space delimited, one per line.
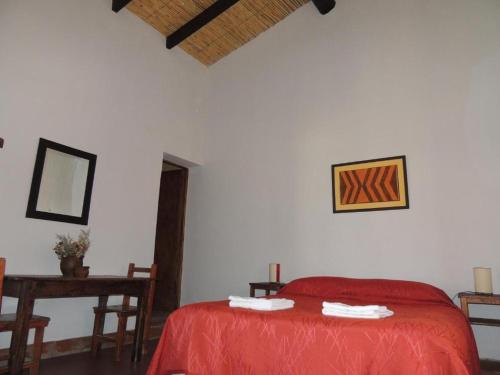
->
53, 229, 90, 259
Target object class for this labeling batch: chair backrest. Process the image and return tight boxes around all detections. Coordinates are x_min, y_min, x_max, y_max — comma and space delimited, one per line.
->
122, 263, 158, 312
0, 258, 5, 311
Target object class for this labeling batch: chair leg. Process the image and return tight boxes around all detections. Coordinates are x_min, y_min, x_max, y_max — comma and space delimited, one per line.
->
114, 315, 128, 362
142, 311, 152, 355
31, 326, 45, 375
91, 312, 105, 356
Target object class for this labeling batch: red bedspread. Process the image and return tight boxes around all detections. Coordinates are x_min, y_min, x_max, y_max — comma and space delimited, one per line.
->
147, 277, 480, 375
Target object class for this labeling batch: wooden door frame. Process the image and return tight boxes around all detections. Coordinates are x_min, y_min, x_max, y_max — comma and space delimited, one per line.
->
172, 163, 188, 310
153, 161, 188, 312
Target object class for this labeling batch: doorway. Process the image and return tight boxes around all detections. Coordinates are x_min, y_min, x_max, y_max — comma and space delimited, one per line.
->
152, 161, 188, 315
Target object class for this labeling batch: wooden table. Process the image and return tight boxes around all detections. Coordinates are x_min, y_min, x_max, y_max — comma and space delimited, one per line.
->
3, 275, 150, 375
249, 282, 285, 297
458, 292, 500, 327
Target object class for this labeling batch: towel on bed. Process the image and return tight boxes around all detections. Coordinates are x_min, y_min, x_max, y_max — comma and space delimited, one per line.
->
322, 301, 394, 319
229, 296, 294, 311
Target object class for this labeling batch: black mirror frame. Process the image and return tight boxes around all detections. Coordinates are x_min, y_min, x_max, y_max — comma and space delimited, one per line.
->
26, 138, 97, 225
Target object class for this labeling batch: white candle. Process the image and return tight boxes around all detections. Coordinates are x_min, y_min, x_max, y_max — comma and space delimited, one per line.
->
269, 263, 280, 283
474, 267, 493, 294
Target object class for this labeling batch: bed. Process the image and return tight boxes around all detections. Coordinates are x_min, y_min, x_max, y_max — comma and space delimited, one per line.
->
146, 276, 480, 375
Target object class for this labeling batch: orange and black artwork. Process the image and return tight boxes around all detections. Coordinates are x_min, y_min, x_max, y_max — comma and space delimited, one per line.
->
332, 156, 409, 213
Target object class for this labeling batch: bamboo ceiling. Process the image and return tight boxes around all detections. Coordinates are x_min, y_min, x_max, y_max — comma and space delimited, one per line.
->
127, 0, 310, 65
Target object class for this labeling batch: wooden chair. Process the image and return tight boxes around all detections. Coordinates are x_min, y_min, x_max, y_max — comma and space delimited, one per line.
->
0, 258, 50, 375
91, 263, 157, 362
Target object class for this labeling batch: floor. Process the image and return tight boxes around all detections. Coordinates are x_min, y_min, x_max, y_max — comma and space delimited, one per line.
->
482, 360, 500, 375
37, 341, 157, 375
483, 370, 500, 375
32, 343, 500, 375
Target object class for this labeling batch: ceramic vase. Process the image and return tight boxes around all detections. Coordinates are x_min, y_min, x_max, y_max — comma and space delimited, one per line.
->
60, 256, 80, 277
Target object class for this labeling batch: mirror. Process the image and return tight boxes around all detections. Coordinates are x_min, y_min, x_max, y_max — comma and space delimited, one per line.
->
26, 138, 97, 225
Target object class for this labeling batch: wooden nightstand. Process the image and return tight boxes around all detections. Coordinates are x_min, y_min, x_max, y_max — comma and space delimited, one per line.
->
249, 282, 285, 297
458, 292, 500, 327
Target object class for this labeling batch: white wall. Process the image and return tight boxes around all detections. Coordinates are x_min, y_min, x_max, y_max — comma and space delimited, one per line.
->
0, 0, 207, 345
182, 0, 500, 359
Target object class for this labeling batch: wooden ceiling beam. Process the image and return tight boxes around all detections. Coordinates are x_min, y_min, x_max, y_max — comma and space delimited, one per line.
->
112, 0, 133, 13
312, 0, 336, 15
166, 0, 241, 50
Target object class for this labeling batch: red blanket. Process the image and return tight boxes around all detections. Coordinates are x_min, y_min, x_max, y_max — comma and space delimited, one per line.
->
147, 277, 480, 375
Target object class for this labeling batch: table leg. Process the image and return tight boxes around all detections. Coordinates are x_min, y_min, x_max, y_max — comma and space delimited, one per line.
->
131, 284, 148, 362
460, 298, 470, 318
265, 289, 271, 296
8, 281, 35, 375
250, 286, 255, 297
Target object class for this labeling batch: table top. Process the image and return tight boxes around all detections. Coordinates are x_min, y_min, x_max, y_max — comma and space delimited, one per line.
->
4, 275, 149, 281
3, 274, 150, 299
249, 282, 286, 287
458, 292, 500, 297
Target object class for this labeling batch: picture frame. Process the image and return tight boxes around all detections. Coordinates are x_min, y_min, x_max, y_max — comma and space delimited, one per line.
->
332, 155, 409, 213
26, 138, 97, 225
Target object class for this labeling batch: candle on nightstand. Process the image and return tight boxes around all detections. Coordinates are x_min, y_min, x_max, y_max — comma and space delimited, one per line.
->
269, 263, 280, 283
473, 267, 493, 294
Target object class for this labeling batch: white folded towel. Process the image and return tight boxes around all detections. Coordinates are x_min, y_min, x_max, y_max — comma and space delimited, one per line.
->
322, 302, 390, 313
322, 302, 394, 319
322, 309, 394, 319
228, 296, 294, 311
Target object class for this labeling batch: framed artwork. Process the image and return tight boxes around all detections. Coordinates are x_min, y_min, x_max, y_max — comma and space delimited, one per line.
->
332, 155, 409, 213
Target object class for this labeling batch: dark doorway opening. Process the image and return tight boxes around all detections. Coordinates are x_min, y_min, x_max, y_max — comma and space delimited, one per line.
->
152, 161, 188, 316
